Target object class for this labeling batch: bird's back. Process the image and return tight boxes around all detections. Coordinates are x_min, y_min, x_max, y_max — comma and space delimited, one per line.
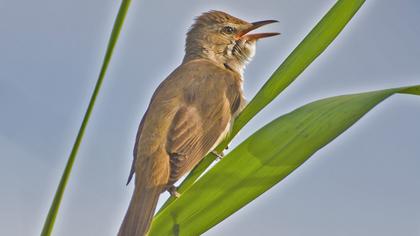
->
134, 59, 244, 179
120, 59, 245, 236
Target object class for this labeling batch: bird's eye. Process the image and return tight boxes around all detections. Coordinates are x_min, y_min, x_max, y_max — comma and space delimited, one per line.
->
222, 26, 235, 34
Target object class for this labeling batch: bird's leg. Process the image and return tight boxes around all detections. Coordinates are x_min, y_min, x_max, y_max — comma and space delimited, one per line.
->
211, 150, 224, 160
167, 185, 181, 198
212, 144, 230, 160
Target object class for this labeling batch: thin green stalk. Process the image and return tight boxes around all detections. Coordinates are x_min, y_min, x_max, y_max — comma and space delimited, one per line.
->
158, 0, 365, 213
40, 1, 132, 235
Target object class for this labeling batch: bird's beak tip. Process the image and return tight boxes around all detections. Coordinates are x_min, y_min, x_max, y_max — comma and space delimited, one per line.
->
236, 20, 280, 41
251, 20, 279, 26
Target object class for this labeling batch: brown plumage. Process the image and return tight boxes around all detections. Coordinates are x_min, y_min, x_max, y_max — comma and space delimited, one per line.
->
118, 10, 278, 236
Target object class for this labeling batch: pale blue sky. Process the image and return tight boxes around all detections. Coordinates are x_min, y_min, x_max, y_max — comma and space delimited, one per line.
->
1, 0, 420, 235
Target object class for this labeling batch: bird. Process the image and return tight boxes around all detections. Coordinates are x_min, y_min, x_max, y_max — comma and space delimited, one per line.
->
118, 10, 279, 236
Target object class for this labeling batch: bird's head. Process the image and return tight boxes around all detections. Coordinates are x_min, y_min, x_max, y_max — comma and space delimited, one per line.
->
183, 10, 279, 75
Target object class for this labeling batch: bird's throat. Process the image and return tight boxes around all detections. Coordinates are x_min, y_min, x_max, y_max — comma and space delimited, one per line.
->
183, 40, 254, 77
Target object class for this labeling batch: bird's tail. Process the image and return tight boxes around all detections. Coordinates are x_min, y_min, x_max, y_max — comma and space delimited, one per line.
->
118, 179, 163, 236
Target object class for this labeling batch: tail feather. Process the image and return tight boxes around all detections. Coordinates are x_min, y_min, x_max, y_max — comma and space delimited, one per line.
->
118, 181, 163, 236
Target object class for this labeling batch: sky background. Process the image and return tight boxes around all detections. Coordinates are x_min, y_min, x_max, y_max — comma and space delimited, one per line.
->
1, 0, 420, 235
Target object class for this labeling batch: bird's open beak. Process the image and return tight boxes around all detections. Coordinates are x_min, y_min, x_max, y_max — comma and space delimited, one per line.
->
236, 20, 280, 41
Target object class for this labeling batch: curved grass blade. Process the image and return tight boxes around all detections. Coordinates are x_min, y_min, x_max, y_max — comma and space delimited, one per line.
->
159, 0, 366, 211
40, 1, 132, 235
150, 85, 420, 235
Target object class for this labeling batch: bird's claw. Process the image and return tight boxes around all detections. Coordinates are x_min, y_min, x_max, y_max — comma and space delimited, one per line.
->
212, 150, 224, 160
168, 186, 181, 198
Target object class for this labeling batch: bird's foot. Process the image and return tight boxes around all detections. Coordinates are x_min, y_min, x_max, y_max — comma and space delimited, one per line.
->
211, 150, 224, 160
168, 185, 181, 198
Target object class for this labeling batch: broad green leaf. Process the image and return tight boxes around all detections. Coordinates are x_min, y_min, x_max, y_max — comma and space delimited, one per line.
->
159, 0, 366, 210
40, 1, 132, 235
150, 85, 420, 235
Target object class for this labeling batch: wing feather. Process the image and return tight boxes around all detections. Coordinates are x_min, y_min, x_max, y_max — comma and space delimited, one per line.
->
128, 59, 244, 187
165, 100, 231, 183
